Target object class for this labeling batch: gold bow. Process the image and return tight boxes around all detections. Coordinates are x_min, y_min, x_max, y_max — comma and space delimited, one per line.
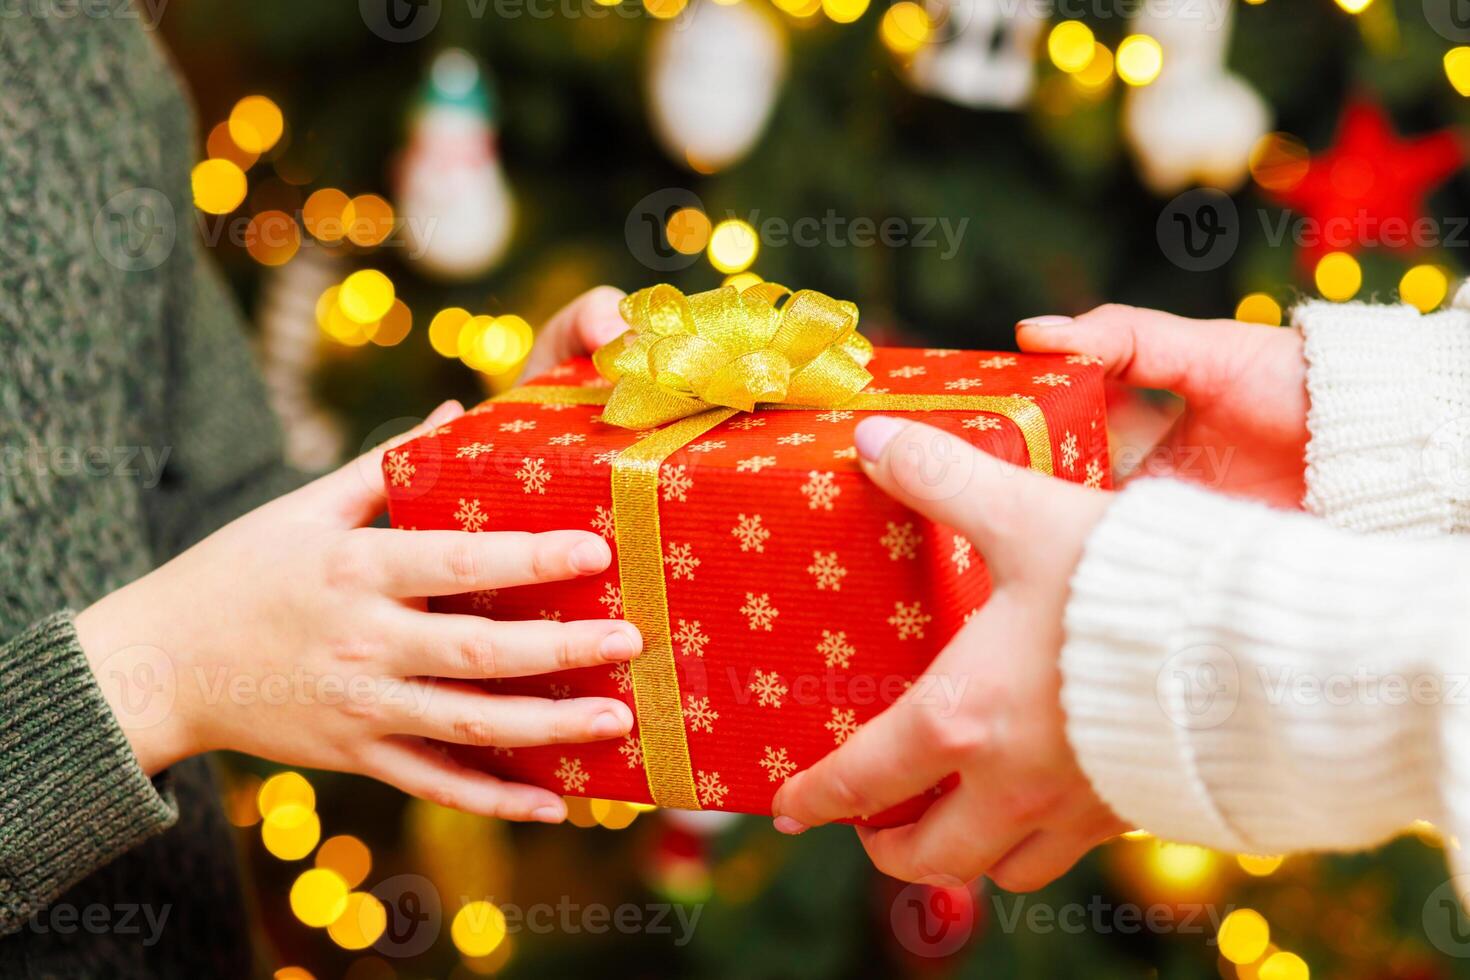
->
591, 283, 875, 429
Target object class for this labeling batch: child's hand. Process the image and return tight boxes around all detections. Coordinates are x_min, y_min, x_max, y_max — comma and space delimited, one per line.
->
77, 408, 641, 825
1018, 306, 1308, 508
517, 285, 629, 382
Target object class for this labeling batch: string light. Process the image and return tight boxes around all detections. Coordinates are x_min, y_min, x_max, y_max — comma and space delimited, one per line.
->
338, 270, 395, 324
879, 1, 930, 54
707, 218, 759, 273
1115, 34, 1163, 86
1218, 908, 1271, 964
1048, 21, 1095, 74
451, 901, 508, 958
192, 158, 247, 214
822, 0, 869, 24
1234, 293, 1282, 326
263, 805, 322, 861
1145, 841, 1218, 887
259, 772, 316, 818
666, 207, 711, 255
1333, 0, 1373, 12
1314, 251, 1361, 302
1447, 47, 1470, 96
229, 95, 285, 155
1400, 263, 1448, 312
290, 868, 351, 928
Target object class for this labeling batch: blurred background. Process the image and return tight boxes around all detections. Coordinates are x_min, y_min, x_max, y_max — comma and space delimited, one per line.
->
160, 0, 1469, 976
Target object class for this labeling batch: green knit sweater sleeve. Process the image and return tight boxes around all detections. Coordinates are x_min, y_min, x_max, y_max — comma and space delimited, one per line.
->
0, 613, 179, 936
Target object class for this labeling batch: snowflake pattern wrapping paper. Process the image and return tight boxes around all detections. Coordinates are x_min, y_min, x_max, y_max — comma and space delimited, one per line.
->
384, 347, 1109, 822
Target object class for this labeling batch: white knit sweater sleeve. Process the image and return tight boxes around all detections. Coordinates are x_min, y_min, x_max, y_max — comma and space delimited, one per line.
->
1297, 288, 1470, 536
1059, 478, 1470, 857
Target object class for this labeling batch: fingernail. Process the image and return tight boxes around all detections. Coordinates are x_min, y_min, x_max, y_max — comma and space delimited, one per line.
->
570, 538, 612, 574
773, 816, 808, 835
591, 710, 628, 737
1017, 315, 1073, 329
532, 805, 565, 824
599, 628, 640, 660
854, 416, 907, 463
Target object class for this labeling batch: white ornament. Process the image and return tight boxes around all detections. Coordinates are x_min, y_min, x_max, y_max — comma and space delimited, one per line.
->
1123, 0, 1269, 194
647, 0, 787, 171
907, 0, 1046, 110
397, 49, 515, 279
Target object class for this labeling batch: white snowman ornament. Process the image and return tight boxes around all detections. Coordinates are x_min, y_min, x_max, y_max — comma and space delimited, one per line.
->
907, 0, 1047, 110
1123, 0, 1269, 194
396, 49, 515, 280
647, 0, 787, 171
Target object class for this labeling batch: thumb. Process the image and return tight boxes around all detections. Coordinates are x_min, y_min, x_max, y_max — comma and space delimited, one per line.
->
1016, 304, 1260, 401
301, 399, 465, 526
854, 416, 1055, 579
517, 285, 628, 381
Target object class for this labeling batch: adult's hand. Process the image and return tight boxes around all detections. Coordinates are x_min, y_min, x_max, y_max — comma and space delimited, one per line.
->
1019, 305, 1308, 508
771, 416, 1127, 890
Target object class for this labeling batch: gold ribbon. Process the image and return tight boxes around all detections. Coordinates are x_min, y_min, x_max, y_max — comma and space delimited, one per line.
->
495, 285, 1054, 809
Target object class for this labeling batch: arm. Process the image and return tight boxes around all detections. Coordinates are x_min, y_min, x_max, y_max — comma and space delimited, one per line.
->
1061, 478, 1461, 854
1296, 292, 1470, 537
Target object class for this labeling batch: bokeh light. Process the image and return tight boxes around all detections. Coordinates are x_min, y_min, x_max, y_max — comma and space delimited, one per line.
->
262, 806, 322, 861
1115, 34, 1163, 86
1400, 263, 1448, 312
429, 307, 472, 358
245, 210, 301, 266
343, 194, 395, 247
1314, 251, 1361, 302
258, 771, 316, 819
303, 188, 350, 243
1447, 47, 1470, 96
229, 95, 284, 155
339, 270, 395, 324
1333, 0, 1372, 12
316, 835, 373, 889
1072, 43, 1114, 92
1249, 133, 1310, 192
327, 892, 388, 950
206, 121, 258, 170
371, 299, 413, 347
191, 158, 247, 214
666, 206, 711, 255
723, 271, 764, 292
1047, 21, 1095, 74
1234, 293, 1282, 326
643, 0, 687, 18
822, 0, 868, 24
1237, 853, 1285, 876
707, 218, 759, 273
1258, 950, 1310, 980
451, 901, 508, 958
1218, 908, 1271, 964
290, 868, 350, 928
879, 2, 930, 55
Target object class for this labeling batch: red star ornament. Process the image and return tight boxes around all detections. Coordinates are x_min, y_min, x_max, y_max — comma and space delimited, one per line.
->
1269, 99, 1462, 267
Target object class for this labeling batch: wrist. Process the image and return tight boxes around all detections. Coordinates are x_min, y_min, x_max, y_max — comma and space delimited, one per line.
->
75, 578, 202, 776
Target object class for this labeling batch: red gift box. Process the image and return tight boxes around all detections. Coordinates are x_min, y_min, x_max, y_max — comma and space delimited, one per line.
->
385, 346, 1108, 822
